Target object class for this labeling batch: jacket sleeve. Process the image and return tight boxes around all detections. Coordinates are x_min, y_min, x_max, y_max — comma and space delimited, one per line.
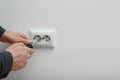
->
0, 26, 13, 79
0, 26, 5, 37
0, 51, 13, 79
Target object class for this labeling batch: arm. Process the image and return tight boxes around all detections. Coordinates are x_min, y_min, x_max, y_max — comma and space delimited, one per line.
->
0, 26, 34, 79
0, 26, 13, 79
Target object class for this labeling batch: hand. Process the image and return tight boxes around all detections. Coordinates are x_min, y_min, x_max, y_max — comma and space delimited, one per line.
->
0, 31, 32, 44
6, 43, 34, 71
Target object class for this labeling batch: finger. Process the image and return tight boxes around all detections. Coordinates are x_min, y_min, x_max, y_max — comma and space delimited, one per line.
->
24, 46, 34, 55
26, 54, 32, 59
19, 33, 28, 39
20, 38, 32, 44
18, 43, 26, 47
23, 59, 28, 64
28, 48, 34, 55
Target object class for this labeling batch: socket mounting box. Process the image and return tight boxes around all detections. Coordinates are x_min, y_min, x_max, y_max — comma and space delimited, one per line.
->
29, 29, 56, 48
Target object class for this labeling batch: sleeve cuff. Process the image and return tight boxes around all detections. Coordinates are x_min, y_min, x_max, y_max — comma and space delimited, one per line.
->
0, 26, 6, 37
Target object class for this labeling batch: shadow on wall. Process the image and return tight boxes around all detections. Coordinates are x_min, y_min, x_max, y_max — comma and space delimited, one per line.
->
0, 42, 10, 52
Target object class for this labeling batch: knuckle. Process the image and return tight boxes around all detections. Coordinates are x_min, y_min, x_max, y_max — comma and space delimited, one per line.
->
16, 39, 21, 42
26, 47, 33, 53
27, 54, 31, 59
15, 43, 24, 46
29, 49, 34, 55
12, 43, 20, 47
19, 43, 24, 45
20, 63, 26, 69
21, 33, 26, 36
20, 65, 25, 69
24, 60, 28, 64
20, 32, 24, 34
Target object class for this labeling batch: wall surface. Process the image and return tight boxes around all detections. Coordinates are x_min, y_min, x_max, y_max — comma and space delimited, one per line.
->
0, 0, 120, 80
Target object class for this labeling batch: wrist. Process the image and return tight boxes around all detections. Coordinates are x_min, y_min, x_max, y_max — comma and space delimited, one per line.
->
0, 30, 8, 43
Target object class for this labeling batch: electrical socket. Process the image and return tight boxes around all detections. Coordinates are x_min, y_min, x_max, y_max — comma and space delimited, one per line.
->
29, 29, 56, 48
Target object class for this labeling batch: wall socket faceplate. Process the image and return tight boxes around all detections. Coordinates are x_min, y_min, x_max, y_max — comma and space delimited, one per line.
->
29, 29, 56, 48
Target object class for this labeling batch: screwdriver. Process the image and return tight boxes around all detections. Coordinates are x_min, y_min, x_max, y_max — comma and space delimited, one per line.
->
26, 38, 39, 49
26, 44, 33, 48
26, 34, 41, 48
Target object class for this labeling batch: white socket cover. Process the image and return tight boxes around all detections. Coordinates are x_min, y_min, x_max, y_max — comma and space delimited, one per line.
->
29, 29, 56, 48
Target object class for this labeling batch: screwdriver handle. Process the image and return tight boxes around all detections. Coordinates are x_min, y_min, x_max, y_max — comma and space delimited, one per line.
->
26, 44, 33, 48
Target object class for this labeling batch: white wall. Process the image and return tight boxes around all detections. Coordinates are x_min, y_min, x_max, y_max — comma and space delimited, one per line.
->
0, 0, 120, 80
